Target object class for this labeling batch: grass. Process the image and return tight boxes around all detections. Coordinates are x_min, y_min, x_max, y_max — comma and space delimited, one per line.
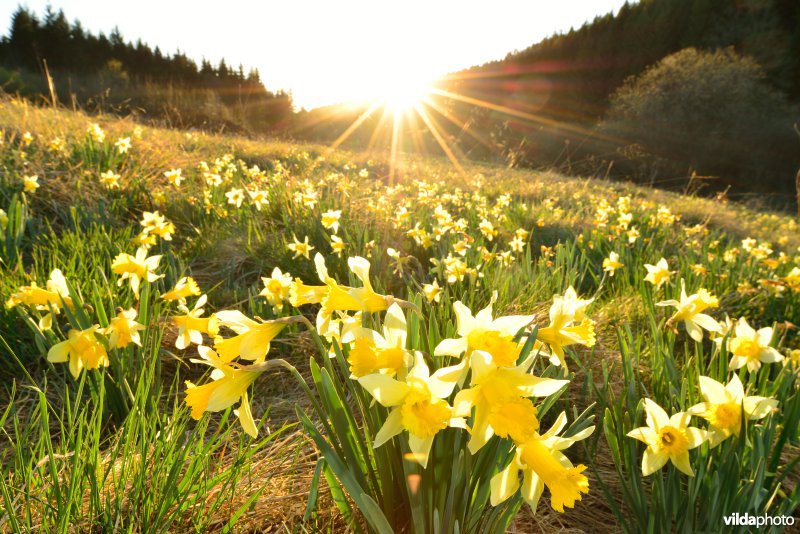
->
0, 96, 798, 532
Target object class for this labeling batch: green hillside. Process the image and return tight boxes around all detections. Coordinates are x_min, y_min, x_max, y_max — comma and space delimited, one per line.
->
0, 100, 798, 532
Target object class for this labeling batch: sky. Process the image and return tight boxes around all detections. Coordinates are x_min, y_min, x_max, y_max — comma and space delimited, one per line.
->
0, 1, 631, 109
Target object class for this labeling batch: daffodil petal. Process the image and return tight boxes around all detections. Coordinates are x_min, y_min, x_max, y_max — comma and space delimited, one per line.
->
373, 408, 404, 447
490, 461, 520, 506
358, 374, 410, 407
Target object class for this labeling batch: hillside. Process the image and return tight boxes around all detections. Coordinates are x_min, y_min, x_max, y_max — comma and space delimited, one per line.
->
459, 0, 800, 122
434, 0, 800, 200
0, 100, 798, 532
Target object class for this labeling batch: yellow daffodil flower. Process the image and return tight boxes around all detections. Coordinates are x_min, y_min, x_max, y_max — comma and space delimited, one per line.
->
248, 188, 269, 210
140, 211, 175, 241
47, 325, 109, 378
111, 246, 164, 297
490, 412, 594, 513
341, 303, 411, 378
23, 175, 39, 193
603, 252, 624, 276
225, 188, 245, 208
434, 293, 533, 368
161, 276, 202, 302
164, 168, 183, 187
656, 280, 721, 342
627, 399, 707, 476
358, 352, 464, 468
321, 209, 342, 233
724, 318, 783, 372
689, 374, 778, 447
784, 267, 800, 291
87, 122, 105, 143
644, 258, 673, 287
295, 254, 395, 334
784, 348, 800, 369
288, 235, 314, 259
260, 267, 292, 313
185, 346, 262, 437
172, 295, 219, 350
114, 137, 131, 154
330, 235, 346, 257
422, 279, 442, 303
105, 308, 145, 349
213, 310, 297, 363
453, 350, 568, 453
537, 287, 596, 368
100, 170, 121, 189
5, 269, 74, 330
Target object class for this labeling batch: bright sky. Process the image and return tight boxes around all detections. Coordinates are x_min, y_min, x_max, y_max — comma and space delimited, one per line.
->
0, 1, 630, 109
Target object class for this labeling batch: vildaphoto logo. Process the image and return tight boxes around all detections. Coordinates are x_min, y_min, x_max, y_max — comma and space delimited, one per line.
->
723, 513, 795, 527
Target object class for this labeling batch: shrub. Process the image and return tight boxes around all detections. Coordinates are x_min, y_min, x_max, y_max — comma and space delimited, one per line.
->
600, 47, 799, 199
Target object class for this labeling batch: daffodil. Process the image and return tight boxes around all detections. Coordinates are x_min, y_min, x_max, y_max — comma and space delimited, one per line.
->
260, 267, 292, 313
358, 352, 464, 467
5, 269, 74, 329
172, 295, 219, 350
225, 188, 245, 208
644, 258, 673, 287
321, 209, 342, 233
100, 170, 121, 189
453, 350, 568, 453
23, 175, 39, 193
164, 168, 184, 187
724, 318, 783, 372
105, 308, 145, 349
161, 276, 202, 302
330, 235, 346, 256
114, 137, 131, 154
47, 325, 109, 379
479, 219, 498, 240
341, 303, 411, 378
288, 235, 314, 259
87, 122, 105, 143
627, 399, 707, 476
140, 211, 175, 241
537, 287, 596, 368
656, 280, 721, 342
422, 279, 442, 303
297, 254, 395, 334
784, 348, 800, 369
490, 412, 594, 513
689, 374, 778, 447
185, 346, 263, 437
434, 293, 533, 367
784, 267, 800, 291
111, 247, 164, 297
213, 310, 294, 363
248, 188, 269, 210
603, 252, 624, 276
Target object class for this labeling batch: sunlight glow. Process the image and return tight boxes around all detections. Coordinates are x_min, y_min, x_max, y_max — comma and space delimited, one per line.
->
377, 76, 434, 113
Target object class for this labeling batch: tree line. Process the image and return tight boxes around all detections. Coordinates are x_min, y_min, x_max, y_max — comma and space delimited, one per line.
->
0, 6, 293, 133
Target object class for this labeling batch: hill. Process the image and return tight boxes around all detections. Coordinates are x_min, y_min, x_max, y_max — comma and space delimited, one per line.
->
435, 0, 800, 201
0, 99, 798, 532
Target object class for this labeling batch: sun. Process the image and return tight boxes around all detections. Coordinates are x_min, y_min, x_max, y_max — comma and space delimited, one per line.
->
379, 76, 432, 112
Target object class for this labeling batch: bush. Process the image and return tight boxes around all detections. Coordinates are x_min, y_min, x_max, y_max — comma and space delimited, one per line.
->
600, 47, 800, 200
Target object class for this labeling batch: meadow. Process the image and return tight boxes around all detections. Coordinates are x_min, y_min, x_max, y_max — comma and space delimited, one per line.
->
0, 97, 798, 533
